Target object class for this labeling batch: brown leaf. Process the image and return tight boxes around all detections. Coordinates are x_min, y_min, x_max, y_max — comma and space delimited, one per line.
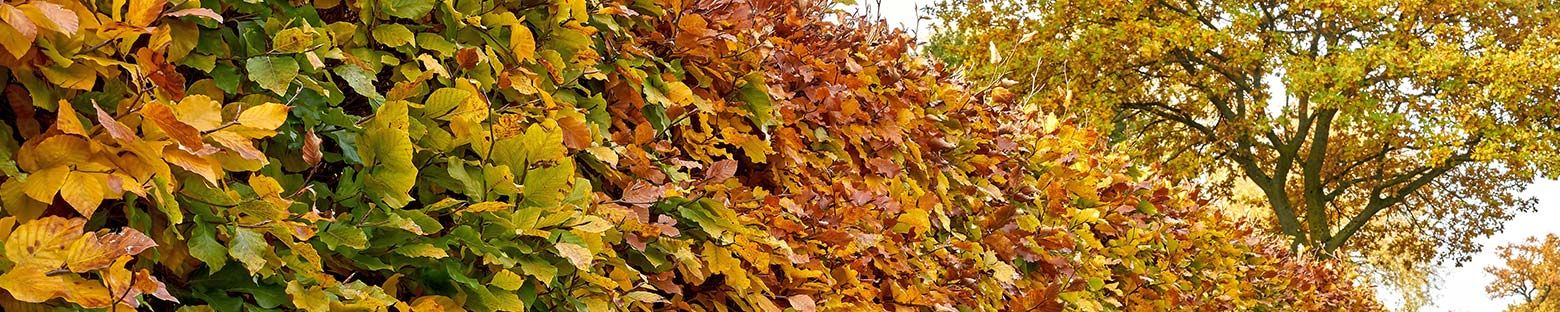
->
137, 48, 186, 99
163, 8, 223, 23
786, 295, 817, 312
0, 5, 37, 39
65, 227, 156, 272
705, 159, 737, 182
133, 269, 177, 303
456, 47, 479, 70
301, 129, 322, 166
621, 180, 661, 207
866, 157, 899, 177
6, 85, 39, 137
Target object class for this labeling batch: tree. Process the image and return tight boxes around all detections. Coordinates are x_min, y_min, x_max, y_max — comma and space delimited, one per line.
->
929, 0, 1560, 264
1487, 234, 1560, 312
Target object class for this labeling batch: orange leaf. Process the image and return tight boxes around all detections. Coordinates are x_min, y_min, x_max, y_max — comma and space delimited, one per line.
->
209, 130, 264, 160
142, 102, 210, 153
163, 147, 222, 184
559, 116, 591, 149
53, 100, 87, 136
94, 103, 137, 143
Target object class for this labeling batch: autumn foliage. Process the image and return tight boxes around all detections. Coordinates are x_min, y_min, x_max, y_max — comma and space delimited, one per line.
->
0, 0, 1378, 310
1487, 234, 1560, 311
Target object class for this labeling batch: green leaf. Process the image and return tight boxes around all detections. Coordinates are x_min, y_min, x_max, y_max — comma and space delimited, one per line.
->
521, 161, 571, 208
246, 56, 300, 94
395, 243, 449, 258
518, 257, 557, 286
213, 64, 241, 94
678, 199, 745, 241
736, 73, 774, 128
334, 65, 384, 103
371, 24, 416, 48
417, 33, 456, 57
423, 88, 471, 119
228, 227, 269, 275
359, 100, 417, 208
189, 222, 229, 273
320, 224, 369, 250
380, 0, 435, 19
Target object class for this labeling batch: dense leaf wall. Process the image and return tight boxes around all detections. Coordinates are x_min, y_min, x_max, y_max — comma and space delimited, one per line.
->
0, 0, 1379, 310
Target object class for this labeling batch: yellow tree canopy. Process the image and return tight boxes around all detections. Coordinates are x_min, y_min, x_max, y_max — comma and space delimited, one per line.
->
931, 0, 1560, 266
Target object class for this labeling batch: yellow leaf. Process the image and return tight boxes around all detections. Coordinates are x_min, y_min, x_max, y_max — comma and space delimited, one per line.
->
0, 216, 14, 241
249, 174, 285, 199
701, 242, 750, 290
0, 264, 74, 303
38, 63, 96, 90
986, 251, 1019, 284
0, 4, 36, 57
585, 146, 617, 166
58, 171, 105, 217
568, 0, 586, 22
286, 280, 330, 312
238, 103, 290, 130
53, 100, 87, 136
554, 242, 593, 270
892, 208, 931, 235
4, 216, 84, 267
409, 296, 463, 312
125, 0, 166, 27
209, 130, 264, 161
491, 269, 524, 291
21, 166, 67, 204
18, 135, 90, 171
174, 95, 224, 132
272, 27, 315, 53
510, 22, 535, 62
395, 243, 449, 259
460, 201, 513, 214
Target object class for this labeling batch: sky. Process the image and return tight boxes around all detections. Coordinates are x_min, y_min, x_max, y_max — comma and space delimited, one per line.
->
854, 2, 1560, 311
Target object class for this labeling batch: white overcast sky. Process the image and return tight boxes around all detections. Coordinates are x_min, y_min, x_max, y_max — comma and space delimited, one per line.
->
854, 2, 1560, 311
